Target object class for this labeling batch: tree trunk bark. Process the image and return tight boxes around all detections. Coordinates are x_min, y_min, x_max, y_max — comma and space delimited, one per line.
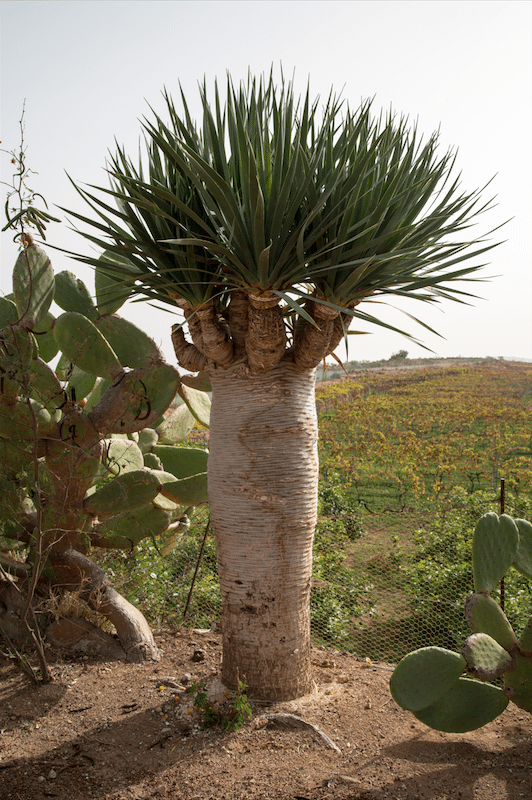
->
207, 360, 318, 700
48, 549, 160, 663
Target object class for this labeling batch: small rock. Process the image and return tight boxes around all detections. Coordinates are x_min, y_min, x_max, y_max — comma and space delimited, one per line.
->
181, 673, 192, 685
191, 649, 206, 663
48, 769, 57, 780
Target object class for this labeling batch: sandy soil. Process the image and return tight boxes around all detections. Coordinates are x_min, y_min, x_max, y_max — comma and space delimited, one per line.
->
1, 630, 531, 800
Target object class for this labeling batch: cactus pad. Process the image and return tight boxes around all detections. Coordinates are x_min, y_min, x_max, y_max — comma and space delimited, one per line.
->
151, 445, 208, 479
390, 647, 466, 712
156, 402, 195, 444
137, 428, 158, 454
95, 315, 163, 369
157, 471, 208, 507
0, 296, 18, 328
83, 469, 162, 517
181, 371, 212, 392
502, 653, 532, 713
413, 677, 508, 732
519, 616, 532, 656
178, 382, 211, 427
472, 512, 519, 593
54, 312, 122, 379
33, 311, 59, 362
92, 505, 171, 549
95, 252, 133, 314
87, 363, 180, 433
101, 438, 145, 475
64, 362, 98, 405
462, 633, 514, 680
514, 519, 532, 581
12, 245, 55, 329
54, 271, 98, 320
464, 592, 517, 651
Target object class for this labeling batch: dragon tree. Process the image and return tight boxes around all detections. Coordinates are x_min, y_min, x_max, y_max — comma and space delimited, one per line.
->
67, 73, 500, 700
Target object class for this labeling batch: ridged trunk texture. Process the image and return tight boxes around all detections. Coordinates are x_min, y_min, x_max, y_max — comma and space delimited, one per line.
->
208, 360, 318, 700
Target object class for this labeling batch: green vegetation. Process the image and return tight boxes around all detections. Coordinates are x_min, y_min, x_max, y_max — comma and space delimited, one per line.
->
88, 363, 532, 666
317, 362, 532, 510
189, 679, 252, 731
391, 508, 532, 732
0, 231, 211, 668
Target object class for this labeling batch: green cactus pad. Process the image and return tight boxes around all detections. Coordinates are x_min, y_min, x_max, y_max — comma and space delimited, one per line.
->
33, 311, 59, 362
178, 382, 211, 428
472, 512, 519, 593
1, 326, 38, 369
54, 355, 99, 404
83, 469, 162, 517
413, 678, 508, 732
502, 653, 532, 713
54, 311, 122, 380
462, 633, 514, 680
156, 402, 195, 444
157, 471, 208, 506
0, 335, 40, 400
87, 363, 180, 434
101, 438, 145, 475
144, 468, 200, 511
95, 252, 135, 314
0, 438, 32, 474
464, 593, 517, 651
0, 296, 18, 328
151, 492, 183, 512
95, 315, 163, 369
66, 369, 98, 405
0, 398, 55, 441
92, 505, 170, 549
390, 647, 466, 712
143, 452, 163, 471
514, 519, 532, 581
12, 245, 55, 329
137, 428, 158, 454
519, 616, 532, 656
53, 312, 122, 380
54, 271, 98, 320
29, 358, 66, 410
181, 371, 212, 393
151, 445, 208, 479
83, 378, 112, 412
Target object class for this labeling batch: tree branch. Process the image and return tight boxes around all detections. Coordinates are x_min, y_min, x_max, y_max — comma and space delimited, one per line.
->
292, 301, 337, 371
245, 293, 287, 374
171, 324, 209, 372
194, 304, 235, 366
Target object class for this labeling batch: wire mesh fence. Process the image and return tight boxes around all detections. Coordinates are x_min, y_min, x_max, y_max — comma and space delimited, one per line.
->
98, 484, 532, 667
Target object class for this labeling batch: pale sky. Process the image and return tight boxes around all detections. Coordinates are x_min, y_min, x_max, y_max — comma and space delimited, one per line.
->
1, 0, 531, 364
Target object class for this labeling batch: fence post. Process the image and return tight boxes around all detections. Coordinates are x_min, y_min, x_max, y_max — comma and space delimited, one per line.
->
500, 478, 505, 611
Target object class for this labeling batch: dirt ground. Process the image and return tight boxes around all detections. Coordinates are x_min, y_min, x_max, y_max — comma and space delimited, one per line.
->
1, 630, 531, 800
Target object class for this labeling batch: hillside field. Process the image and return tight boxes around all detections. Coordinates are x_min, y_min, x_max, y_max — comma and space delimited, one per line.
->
316, 359, 532, 512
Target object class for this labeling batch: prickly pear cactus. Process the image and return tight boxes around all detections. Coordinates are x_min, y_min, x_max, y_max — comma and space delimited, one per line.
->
390, 511, 532, 731
0, 243, 212, 658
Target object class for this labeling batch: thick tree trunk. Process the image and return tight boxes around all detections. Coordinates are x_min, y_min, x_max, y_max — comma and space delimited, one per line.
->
207, 360, 318, 700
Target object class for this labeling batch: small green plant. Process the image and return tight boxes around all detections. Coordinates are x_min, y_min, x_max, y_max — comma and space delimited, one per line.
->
189, 678, 252, 731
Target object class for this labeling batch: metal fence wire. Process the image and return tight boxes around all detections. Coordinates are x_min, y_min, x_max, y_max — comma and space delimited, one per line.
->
104, 485, 530, 666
